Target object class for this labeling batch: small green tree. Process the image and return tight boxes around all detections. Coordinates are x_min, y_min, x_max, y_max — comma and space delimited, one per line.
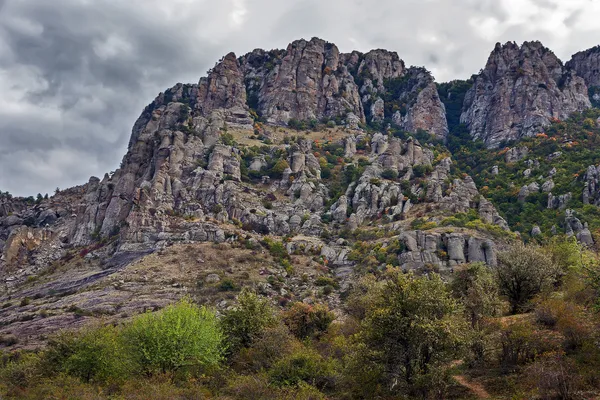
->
496, 242, 560, 314
122, 298, 225, 375
351, 269, 467, 397
221, 289, 277, 353
283, 302, 335, 339
269, 159, 290, 179
451, 262, 504, 328
44, 324, 129, 383
381, 169, 398, 180
451, 263, 505, 364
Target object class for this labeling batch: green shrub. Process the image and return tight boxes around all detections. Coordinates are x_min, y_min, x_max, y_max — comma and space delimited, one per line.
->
496, 242, 560, 313
266, 239, 289, 260
0, 352, 44, 389
219, 279, 238, 292
122, 299, 225, 375
221, 132, 236, 145
381, 169, 398, 180
221, 289, 277, 353
314, 276, 338, 288
269, 347, 336, 389
350, 269, 468, 397
44, 325, 129, 383
451, 262, 505, 328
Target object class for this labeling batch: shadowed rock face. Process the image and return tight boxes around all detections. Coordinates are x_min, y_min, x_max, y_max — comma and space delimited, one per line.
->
567, 46, 600, 88
461, 41, 591, 148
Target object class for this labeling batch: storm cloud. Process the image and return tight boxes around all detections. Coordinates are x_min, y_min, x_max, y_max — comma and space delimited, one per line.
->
0, 0, 599, 196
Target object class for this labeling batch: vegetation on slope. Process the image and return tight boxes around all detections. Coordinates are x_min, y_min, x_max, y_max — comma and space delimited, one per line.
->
2, 238, 600, 399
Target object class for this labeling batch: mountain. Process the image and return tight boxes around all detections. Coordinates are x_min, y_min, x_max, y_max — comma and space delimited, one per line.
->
461, 41, 591, 148
1, 37, 600, 351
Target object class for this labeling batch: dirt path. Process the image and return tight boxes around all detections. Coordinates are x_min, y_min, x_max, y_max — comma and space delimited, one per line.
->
453, 373, 491, 399
450, 360, 491, 399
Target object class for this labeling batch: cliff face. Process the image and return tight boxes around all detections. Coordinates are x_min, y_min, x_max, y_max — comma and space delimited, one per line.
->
239, 38, 448, 139
461, 41, 591, 148
567, 46, 600, 106
567, 46, 600, 88
0, 34, 501, 285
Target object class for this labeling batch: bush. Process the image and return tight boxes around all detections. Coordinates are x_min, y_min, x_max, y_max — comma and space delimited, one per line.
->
219, 278, 238, 292
221, 289, 277, 353
266, 239, 289, 260
381, 169, 398, 180
0, 352, 44, 389
233, 324, 299, 372
351, 269, 468, 396
44, 325, 129, 383
451, 262, 505, 328
496, 242, 560, 313
221, 132, 236, 145
269, 347, 337, 389
269, 159, 290, 179
497, 319, 560, 367
314, 276, 338, 288
122, 298, 225, 376
283, 302, 335, 339
525, 351, 582, 400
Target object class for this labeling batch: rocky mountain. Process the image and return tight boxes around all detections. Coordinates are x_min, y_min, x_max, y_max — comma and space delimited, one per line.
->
2, 37, 600, 348
567, 45, 600, 107
461, 41, 591, 148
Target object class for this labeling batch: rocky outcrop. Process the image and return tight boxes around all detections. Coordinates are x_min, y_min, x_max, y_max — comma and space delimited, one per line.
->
548, 192, 572, 210
398, 230, 497, 271
461, 41, 591, 148
583, 165, 600, 205
196, 53, 252, 128
242, 38, 364, 125
389, 69, 448, 141
567, 46, 600, 88
505, 146, 529, 163
564, 209, 594, 245
240, 39, 448, 138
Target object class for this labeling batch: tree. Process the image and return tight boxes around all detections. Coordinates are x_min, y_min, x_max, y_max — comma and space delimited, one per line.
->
451, 263, 505, 364
122, 298, 225, 375
282, 302, 335, 339
496, 242, 560, 314
451, 262, 504, 328
381, 169, 398, 180
351, 269, 467, 397
221, 289, 277, 353
44, 325, 130, 383
269, 159, 290, 179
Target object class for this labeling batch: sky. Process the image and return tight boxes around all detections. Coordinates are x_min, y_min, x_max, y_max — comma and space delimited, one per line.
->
1, 0, 600, 197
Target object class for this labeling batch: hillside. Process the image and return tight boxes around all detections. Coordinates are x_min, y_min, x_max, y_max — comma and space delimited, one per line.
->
0, 38, 600, 399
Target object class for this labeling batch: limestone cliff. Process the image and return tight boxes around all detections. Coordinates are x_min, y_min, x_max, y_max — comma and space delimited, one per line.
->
461, 41, 591, 147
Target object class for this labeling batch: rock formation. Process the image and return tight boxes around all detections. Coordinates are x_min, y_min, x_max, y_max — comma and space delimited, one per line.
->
4, 36, 600, 346
461, 41, 591, 147
567, 46, 600, 88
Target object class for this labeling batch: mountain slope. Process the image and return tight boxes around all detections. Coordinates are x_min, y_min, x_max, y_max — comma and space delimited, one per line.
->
1, 37, 600, 349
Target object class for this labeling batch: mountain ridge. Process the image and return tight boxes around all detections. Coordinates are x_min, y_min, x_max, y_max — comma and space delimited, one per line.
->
1, 36, 600, 349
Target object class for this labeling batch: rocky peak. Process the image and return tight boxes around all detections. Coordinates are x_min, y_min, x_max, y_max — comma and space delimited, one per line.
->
461, 41, 591, 147
197, 52, 248, 115
567, 46, 600, 107
236, 37, 448, 138
567, 46, 600, 88
356, 49, 405, 91
241, 37, 365, 126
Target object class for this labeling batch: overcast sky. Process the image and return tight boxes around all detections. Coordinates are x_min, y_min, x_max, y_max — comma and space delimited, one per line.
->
0, 0, 599, 196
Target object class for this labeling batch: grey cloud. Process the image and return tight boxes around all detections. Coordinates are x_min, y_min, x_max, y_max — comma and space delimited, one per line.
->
0, 0, 598, 196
